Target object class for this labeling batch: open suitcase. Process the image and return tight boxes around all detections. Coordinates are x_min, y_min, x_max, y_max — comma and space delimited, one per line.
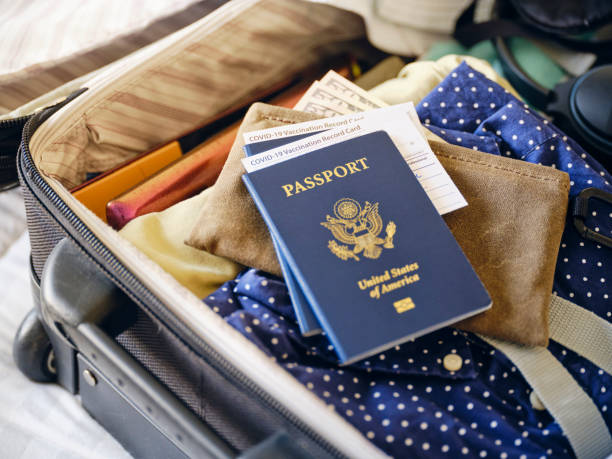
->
8, 2, 388, 457
5, 0, 612, 457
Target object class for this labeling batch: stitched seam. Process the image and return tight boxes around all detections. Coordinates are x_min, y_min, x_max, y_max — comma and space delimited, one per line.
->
437, 152, 569, 189
522, 136, 556, 162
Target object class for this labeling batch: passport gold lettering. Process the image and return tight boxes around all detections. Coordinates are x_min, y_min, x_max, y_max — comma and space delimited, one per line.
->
281, 157, 369, 197
294, 182, 307, 194
391, 262, 419, 277
322, 170, 334, 182
381, 273, 420, 294
358, 270, 391, 289
369, 274, 420, 300
334, 166, 348, 178
358, 263, 421, 300
358, 262, 419, 289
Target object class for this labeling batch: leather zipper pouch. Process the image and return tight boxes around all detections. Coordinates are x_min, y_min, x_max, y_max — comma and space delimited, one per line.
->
186, 103, 570, 346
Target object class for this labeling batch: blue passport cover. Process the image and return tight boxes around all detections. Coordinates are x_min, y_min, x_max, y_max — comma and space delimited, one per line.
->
244, 133, 324, 336
242, 131, 491, 365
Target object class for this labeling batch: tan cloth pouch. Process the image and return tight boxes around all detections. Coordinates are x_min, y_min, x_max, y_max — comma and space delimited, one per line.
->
186, 103, 570, 346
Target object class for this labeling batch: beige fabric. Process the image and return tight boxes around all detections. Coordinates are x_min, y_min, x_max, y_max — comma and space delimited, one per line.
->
482, 333, 612, 459
375, 0, 472, 34
369, 55, 521, 106
186, 102, 570, 346
1, 71, 94, 122
314, 0, 468, 56
186, 104, 321, 272
549, 295, 612, 376
434, 140, 569, 346
119, 187, 242, 299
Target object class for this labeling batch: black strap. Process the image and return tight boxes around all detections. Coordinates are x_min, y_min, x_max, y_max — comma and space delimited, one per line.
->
493, 37, 551, 110
573, 187, 612, 249
455, 19, 531, 47
454, 18, 612, 58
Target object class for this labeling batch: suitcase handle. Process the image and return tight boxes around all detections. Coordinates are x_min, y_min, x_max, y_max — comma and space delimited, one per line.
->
27, 238, 317, 459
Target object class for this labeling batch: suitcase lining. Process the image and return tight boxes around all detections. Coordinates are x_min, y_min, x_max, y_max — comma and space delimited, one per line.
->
29, 0, 365, 190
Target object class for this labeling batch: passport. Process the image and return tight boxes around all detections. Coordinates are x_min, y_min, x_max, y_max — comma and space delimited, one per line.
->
244, 133, 325, 336
242, 131, 491, 364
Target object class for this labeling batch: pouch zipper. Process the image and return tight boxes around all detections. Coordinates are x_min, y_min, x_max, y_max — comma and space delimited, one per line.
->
19, 106, 345, 458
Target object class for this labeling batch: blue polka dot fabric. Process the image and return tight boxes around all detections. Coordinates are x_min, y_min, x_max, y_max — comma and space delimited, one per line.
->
417, 61, 612, 322
203, 62, 611, 458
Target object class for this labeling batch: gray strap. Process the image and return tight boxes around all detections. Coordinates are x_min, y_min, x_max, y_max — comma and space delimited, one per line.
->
480, 335, 612, 459
549, 294, 612, 375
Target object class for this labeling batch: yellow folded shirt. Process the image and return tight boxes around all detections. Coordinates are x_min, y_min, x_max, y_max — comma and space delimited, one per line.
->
120, 187, 242, 299
369, 55, 520, 105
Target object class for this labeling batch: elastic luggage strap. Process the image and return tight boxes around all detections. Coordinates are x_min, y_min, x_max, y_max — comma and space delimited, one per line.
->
549, 295, 612, 375
479, 296, 612, 459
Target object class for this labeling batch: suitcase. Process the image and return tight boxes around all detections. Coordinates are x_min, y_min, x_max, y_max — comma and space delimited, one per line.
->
4, 1, 611, 458
8, 1, 382, 457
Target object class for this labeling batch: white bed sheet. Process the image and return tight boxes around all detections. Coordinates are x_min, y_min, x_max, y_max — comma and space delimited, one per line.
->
0, 192, 130, 458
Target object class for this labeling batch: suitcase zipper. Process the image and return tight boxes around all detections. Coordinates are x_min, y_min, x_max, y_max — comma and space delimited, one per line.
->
0, 114, 31, 189
19, 112, 347, 458
0, 114, 30, 129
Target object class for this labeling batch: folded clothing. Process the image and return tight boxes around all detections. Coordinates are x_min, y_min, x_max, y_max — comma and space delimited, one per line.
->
415, 60, 612, 324
368, 54, 521, 106
203, 268, 611, 459
119, 187, 242, 299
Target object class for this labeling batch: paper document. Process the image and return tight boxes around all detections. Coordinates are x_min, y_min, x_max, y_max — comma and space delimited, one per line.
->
243, 103, 467, 215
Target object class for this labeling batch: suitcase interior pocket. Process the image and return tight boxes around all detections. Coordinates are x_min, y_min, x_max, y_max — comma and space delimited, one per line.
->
29, 0, 365, 190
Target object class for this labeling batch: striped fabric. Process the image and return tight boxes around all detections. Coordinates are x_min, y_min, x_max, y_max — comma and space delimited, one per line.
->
0, 0, 227, 114
35, 0, 365, 189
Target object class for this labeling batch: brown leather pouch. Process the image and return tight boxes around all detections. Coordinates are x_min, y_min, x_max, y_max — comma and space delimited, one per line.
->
186, 103, 570, 346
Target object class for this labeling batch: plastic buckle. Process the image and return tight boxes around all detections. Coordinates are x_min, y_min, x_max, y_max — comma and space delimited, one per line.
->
573, 187, 612, 249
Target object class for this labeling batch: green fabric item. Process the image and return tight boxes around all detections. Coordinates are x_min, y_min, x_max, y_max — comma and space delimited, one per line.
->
423, 37, 565, 91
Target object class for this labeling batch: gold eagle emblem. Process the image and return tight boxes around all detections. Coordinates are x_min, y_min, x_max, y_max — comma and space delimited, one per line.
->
321, 198, 396, 261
